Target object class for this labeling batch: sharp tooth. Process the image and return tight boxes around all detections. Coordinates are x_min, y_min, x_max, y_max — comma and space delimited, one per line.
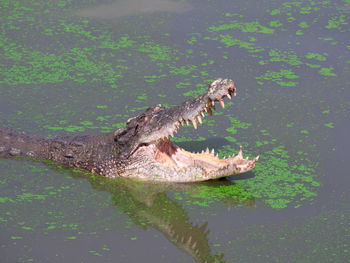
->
201, 150, 204, 153
204, 107, 208, 112
197, 115, 202, 124
187, 236, 192, 244
206, 147, 209, 154
207, 107, 213, 116
216, 153, 219, 158
227, 93, 232, 99
192, 242, 197, 249
201, 111, 205, 117
186, 119, 190, 126
219, 99, 225, 108
254, 155, 260, 161
238, 146, 243, 158
191, 118, 197, 129
211, 101, 215, 106
211, 148, 214, 154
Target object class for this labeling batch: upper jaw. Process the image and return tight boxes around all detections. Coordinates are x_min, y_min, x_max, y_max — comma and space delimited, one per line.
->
141, 78, 237, 141
172, 78, 236, 132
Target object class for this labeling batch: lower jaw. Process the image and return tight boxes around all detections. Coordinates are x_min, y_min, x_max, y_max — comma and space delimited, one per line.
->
129, 138, 256, 182
153, 138, 230, 172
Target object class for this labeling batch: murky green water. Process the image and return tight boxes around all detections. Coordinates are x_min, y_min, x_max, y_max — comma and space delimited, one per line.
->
0, 0, 349, 262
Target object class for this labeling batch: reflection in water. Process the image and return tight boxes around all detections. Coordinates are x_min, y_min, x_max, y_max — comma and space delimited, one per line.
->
75, 171, 255, 263
78, 0, 192, 18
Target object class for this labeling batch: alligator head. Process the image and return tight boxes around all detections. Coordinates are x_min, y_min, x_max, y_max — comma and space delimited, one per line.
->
114, 78, 259, 182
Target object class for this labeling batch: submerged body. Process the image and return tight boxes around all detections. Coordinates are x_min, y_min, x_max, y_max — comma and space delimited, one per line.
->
0, 78, 258, 182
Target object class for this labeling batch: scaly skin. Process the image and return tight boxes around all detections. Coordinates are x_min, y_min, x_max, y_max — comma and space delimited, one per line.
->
0, 78, 258, 182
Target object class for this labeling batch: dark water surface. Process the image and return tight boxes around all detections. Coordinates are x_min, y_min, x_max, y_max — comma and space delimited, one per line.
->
0, 0, 349, 262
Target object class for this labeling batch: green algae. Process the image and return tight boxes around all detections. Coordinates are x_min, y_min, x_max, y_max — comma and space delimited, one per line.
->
209, 21, 275, 34
324, 122, 335, 128
0, 197, 15, 203
305, 52, 328, 61
96, 105, 108, 109
325, 15, 348, 30
187, 35, 198, 45
179, 183, 255, 208
224, 136, 236, 142
144, 74, 167, 83
0, 37, 125, 86
300, 6, 312, 14
138, 41, 175, 62
16, 193, 47, 202
170, 135, 206, 143
306, 63, 321, 68
0, 23, 178, 89
11, 236, 23, 240
226, 117, 251, 136
282, 2, 302, 9
276, 81, 298, 87
298, 21, 309, 28
237, 145, 318, 209
256, 69, 299, 86
199, 0, 346, 92
219, 35, 264, 52
211, 117, 320, 209
318, 66, 337, 77
268, 49, 303, 66
269, 20, 283, 28
287, 16, 296, 23
270, 9, 281, 16
169, 65, 198, 75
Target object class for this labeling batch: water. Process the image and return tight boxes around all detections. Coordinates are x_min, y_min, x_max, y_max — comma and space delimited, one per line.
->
0, 0, 349, 262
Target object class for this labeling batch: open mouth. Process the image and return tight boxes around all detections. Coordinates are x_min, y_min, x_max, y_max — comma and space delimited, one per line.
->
146, 81, 259, 181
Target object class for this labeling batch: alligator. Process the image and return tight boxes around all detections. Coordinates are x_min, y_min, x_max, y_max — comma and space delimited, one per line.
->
0, 78, 258, 182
